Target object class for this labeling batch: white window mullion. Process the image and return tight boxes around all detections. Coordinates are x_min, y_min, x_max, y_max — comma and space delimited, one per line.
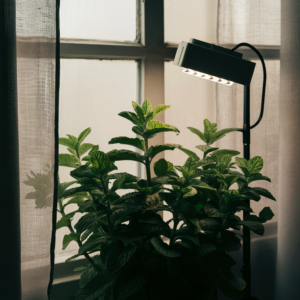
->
140, 0, 165, 173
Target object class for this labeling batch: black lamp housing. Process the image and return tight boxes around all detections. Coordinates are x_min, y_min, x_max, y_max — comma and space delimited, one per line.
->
174, 39, 256, 86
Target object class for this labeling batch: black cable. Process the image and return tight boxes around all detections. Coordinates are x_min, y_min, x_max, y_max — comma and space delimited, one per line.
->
231, 43, 267, 129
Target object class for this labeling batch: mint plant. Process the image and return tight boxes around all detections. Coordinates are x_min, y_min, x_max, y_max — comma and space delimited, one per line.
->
55, 99, 275, 300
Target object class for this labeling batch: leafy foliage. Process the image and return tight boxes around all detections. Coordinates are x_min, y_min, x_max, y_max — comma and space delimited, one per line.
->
51, 100, 275, 300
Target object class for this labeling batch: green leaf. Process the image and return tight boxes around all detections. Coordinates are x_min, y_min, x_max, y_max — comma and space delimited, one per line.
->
60, 186, 98, 199
252, 187, 276, 200
79, 235, 109, 254
237, 220, 264, 235
56, 218, 70, 230
227, 273, 246, 292
73, 266, 87, 272
118, 111, 142, 126
143, 121, 180, 139
210, 127, 239, 144
89, 145, 99, 156
247, 156, 264, 174
203, 119, 217, 144
154, 159, 168, 177
78, 128, 91, 144
175, 227, 200, 246
67, 148, 78, 157
210, 150, 240, 163
79, 200, 96, 213
187, 127, 206, 143
259, 207, 274, 222
79, 143, 93, 157
235, 157, 250, 177
183, 186, 197, 198
152, 104, 171, 118
59, 154, 78, 168
106, 243, 137, 274
199, 218, 221, 231
91, 151, 118, 174
59, 137, 76, 149
56, 212, 76, 229
71, 165, 94, 179
196, 145, 219, 158
221, 175, 239, 189
151, 237, 181, 257
63, 196, 89, 208
117, 277, 147, 300
145, 144, 179, 160
142, 98, 152, 115
110, 175, 128, 193
248, 173, 271, 183
177, 146, 200, 161
132, 101, 145, 122
65, 253, 81, 263
75, 211, 107, 233
236, 206, 253, 213
132, 126, 144, 136
58, 181, 77, 199
241, 188, 261, 201
193, 181, 216, 191
107, 149, 145, 164
109, 136, 145, 151
63, 233, 79, 250
66, 135, 79, 149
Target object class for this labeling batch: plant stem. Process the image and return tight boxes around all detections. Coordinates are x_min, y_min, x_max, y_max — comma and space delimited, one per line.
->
76, 150, 81, 166
145, 139, 152, 187
221, 213, 230, 230
169, 218, 179, 246
99, 174, 108, 195
167, 217, 179, 279
60, 208, 101, 273
99, 174, 114, 239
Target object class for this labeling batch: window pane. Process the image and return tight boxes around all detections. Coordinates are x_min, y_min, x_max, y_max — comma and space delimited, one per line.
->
56, 59, 138, 261
164, 0, 218, 44
60, 0, 137, 41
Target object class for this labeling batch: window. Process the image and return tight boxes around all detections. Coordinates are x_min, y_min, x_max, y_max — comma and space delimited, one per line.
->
54, 0, 279, 285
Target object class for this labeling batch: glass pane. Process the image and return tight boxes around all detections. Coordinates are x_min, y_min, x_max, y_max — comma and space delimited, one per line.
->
164, 0, 218, 44
60, 0, 137, 41
164, 61, 215, 221
56, 59, 138, 261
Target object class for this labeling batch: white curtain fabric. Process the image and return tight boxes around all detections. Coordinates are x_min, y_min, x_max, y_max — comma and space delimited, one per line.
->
216, 1, 280, 299
276, 1, 300, 298
16, 0, 57, 299
216, 0, 280, 222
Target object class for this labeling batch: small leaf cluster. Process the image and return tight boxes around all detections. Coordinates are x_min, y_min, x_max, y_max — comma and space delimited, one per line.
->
53, 100, 275, 300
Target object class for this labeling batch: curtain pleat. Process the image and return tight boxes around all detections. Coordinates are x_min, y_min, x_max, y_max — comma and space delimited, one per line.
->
1, 0, 59, 296
0, 0, 22, 299
216, 1, 280, 299
276, 1, 300, 298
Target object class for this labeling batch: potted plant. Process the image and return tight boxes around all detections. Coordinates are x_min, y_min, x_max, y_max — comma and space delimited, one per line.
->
56, 99, 275, 300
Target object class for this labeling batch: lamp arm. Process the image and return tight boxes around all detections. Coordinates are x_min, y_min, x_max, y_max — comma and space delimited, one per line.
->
231, 43, 267, 129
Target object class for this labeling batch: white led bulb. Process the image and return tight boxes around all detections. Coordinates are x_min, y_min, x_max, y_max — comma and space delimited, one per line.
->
183, 68, 234, 86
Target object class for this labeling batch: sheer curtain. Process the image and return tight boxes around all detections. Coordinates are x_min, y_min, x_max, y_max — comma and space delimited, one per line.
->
216, 1, 280, 299
216, 0, 280, 222
277, 1, 300, 298
0, 0, 59, 299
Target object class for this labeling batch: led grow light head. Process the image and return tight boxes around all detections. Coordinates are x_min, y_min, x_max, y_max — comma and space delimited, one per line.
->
174, 38, 256, 86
